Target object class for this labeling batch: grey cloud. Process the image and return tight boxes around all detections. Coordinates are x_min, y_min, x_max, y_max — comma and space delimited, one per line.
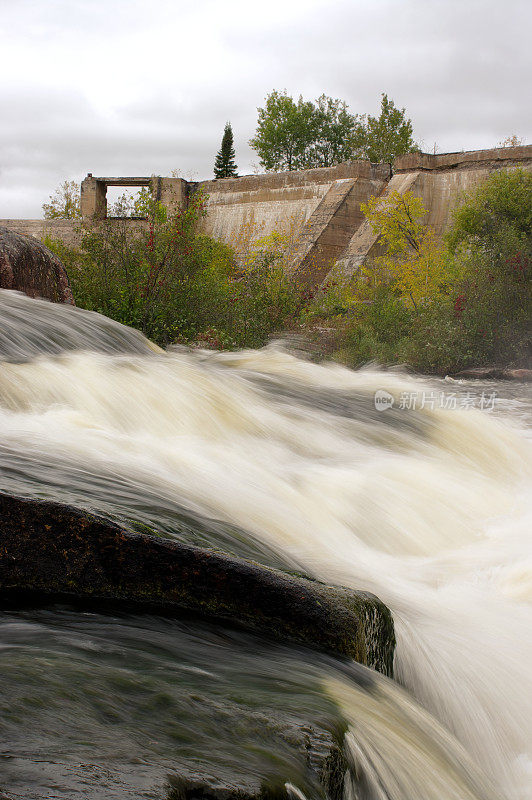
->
0, 0, 530, 217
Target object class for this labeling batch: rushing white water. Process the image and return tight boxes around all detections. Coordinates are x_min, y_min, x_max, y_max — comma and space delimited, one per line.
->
0, 291, 531, 799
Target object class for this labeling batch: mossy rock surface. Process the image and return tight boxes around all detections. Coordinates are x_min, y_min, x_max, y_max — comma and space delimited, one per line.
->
0, 227, 74, 304
0, 492, 394, 675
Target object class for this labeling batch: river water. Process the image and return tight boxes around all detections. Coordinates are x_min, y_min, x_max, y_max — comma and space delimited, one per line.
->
0, 291, 530, 800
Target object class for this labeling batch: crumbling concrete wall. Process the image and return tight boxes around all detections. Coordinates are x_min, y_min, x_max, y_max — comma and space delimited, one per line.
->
396, 146, 532, 236
79, 174, 186, 219
197, 163, 389, 254
332, 145, 532, 284
286, 168, 390, 286
80, 175, 108, 219
1, 146, 531, 291
0, 218, 146, 248
0, 219, 82, 247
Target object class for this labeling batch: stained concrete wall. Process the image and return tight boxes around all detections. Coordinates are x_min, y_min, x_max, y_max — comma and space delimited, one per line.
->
286, 171, 390, 287
79, 175, 187, 220
332, 145, 532, 284
0, 219, 82, 247
2, 146, 531, 291
396, 146, 532, 237
197, 163, 390, 255
0, 218, 147, 249
333, 172, 419, 281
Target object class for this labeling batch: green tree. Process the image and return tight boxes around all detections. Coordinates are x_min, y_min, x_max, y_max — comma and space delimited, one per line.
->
43, 180, 81, 219
214, 122, 238, 179
359, 93, 419, 163
360, 190, 452, 309
444, 169, 531, 365
249, 91, 317, 171
44, 191, 318, 350
447, 167, 532, 254
250, 90, 418, 171
59, 191, 227, 343
249, 90, 365, 171
309, 94, 365, 167
334, 168, 531, 373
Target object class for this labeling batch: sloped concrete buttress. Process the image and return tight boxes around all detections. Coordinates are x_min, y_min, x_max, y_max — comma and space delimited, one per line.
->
331, 172, 420, 281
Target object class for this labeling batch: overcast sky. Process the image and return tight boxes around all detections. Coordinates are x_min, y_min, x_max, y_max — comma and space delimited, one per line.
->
0, 0, 530, 218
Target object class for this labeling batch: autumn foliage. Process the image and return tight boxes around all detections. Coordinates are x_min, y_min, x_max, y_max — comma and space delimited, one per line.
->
331, 170, 531, 373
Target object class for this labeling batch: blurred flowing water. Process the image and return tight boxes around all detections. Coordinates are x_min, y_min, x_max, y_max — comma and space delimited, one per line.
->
0, 291, 530, 800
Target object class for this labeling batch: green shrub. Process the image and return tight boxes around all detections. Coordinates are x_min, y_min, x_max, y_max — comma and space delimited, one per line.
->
443, 169, 532, 369
45, 194, 314, 350
330, 169, 531, 373
446, 168, 532, 253
45, 168, 530, 370
334, 286, 414, 367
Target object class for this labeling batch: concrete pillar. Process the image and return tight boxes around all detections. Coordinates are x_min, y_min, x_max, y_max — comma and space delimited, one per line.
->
80, 175, 107, 219
151, 177, 187, 214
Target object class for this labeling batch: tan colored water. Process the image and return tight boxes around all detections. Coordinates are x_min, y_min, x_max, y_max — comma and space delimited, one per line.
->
0, 291, 530, 799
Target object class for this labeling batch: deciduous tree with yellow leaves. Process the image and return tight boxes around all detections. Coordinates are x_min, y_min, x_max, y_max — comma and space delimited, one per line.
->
359, 190, 453, 309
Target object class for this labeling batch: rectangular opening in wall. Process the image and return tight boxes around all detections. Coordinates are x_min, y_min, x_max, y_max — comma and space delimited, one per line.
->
106, 186, 149, 218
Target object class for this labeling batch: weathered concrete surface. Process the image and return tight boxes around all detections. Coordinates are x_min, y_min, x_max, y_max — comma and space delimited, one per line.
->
332, 171, 419, 281
0, 493, 395, 675
80, 174, 187, 219
0, 217, 148, 249
394, 144, 532, 172
0, 226, 74, 303
0, 218, 82, 247
327, 145, 532, 284
2, 146, 531, 288
198, 162, 390, 258
404, 160, 532, 240
287, 169, 390, 288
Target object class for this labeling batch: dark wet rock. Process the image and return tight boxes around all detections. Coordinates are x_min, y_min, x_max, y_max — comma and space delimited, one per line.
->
453, 367, 507, 380
1, 604, 359, 800
0, 226, 74, 304
0, 725, 347, 800
453, 366, 532, 381
0, 493, 394, 675
166, 728, 347, 800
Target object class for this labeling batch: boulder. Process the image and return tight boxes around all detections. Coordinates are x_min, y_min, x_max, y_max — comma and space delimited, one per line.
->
166, 728, 347, 800
0, 492, 394, 675
0, 226, 74, 304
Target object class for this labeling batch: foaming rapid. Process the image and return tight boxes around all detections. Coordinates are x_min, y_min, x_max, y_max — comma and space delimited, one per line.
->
0, 292, 530, 799
0, 289, 159, 360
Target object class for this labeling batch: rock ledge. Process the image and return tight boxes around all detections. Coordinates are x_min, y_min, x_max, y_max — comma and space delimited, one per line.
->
0, 493, 394, 676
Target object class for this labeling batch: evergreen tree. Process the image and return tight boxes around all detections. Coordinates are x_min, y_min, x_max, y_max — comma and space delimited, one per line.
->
214, 122, 238, 178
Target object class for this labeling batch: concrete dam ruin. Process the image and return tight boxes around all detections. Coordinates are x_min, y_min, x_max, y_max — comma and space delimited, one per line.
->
1, 144, 531, 291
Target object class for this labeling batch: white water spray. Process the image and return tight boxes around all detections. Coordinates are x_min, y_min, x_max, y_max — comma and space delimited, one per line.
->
0, 292, 530, 799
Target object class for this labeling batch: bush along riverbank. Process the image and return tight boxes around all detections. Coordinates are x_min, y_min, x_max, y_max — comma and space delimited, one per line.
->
305, 167, 531, 375
46, 168, 531, 375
